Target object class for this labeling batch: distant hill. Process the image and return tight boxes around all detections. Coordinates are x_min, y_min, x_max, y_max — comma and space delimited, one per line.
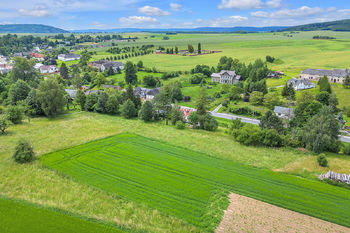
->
71, 26, 288, 33
0, 24, 68, 33
284, 19, 350, 32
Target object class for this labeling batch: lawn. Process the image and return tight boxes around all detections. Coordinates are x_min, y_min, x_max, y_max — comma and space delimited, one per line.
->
41, 133, 350, 230
0, 197, 124, 233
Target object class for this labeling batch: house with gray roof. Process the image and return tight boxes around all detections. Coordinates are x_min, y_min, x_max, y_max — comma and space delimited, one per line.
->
134, 87, 160, 101
298, 68, 349, 84
287, 78, 316, 91
274, 106, 294, 120
211, 70, 241, 85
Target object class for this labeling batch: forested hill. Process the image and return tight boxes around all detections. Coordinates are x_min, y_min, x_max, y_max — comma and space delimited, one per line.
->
0, 24, 68, 33
284, 19, 350, 31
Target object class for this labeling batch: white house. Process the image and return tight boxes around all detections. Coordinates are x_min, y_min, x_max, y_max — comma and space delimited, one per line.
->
211, 70, 241, 84
40, 65, 59, 74
58, 53, 81, 62
287, 78, 316, 91
100, 62, 124, 72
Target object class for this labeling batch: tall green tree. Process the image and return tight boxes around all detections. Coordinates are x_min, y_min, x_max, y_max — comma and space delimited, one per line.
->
121, 99, 137, 118
10, 57, 38, 84
125, 61, 138, 84
60, 62, 69, 80
154, 91, 172, 125
343, 75, 350, 89
96, 92, 109, 113
36, 79, 66, 117
74, 89, 86, 110
84, 93, 98, 112
196, 87, 209, 115
318, 76, 332, 93
188, 44, 194, 53
281, 83, 295, 100
106, 94, 119, 115
140, 101, 154, 122
259, 111, 284, 133
9, 80, 31, 105
302, 106, 340, 153
198, 43, 201, 54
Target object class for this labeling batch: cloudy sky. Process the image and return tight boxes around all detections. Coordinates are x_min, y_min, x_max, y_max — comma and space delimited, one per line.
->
1, 0, 350, 30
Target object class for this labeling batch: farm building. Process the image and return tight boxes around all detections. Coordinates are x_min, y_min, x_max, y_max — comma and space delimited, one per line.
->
287, 78, 316, 91
58, 53, 81, 62
298, 68, 349, 84
211, 70, 241, 84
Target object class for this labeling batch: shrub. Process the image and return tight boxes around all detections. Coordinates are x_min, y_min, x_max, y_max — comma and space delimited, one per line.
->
262, 129, 283, 147
13, 138, 35, 163
317, 154, 328, 167
0, 116, 10, 134
176, 121, 186, 130
198, 114, 218, 131
190, 74, 206, 84
235, 124, 263, 146
343, 144, 350, 155
5, 105, 24, 124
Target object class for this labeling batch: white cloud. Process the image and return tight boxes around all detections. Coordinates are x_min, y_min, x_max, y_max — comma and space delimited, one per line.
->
18, 7, 51, 17
138, 6, 170, 16
119, 16, 158, 27
170, 3, 182, 12
266, 0, 281, 8
218, 0, 281, 10
191, 15, 248, 27
251, 6, 325, 19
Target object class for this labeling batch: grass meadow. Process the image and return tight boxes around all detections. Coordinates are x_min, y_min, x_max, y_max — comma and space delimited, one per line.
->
0, 197, 125, 233
40, 133, 350, 230
1, 112, 350, 232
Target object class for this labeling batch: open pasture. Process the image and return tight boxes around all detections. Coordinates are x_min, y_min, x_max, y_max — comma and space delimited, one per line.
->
41, 133, 350, 230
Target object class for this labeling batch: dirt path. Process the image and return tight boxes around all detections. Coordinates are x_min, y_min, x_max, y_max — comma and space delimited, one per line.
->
216, 193, 350, 233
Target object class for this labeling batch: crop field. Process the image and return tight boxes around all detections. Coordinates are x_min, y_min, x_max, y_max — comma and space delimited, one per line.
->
0, 197, 124, 233
41, 133, 350, 230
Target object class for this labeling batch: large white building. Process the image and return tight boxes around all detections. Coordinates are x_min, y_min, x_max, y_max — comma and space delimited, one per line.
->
211, 70, 241, 84
298, 68, 349, 84
58, 53, 81, 62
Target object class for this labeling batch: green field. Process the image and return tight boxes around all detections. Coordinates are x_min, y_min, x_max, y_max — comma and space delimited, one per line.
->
0, 197, 124, 233
41, 133, 350, 230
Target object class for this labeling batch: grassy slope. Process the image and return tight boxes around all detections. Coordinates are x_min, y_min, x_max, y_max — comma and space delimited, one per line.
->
0, 197, 124, 233
40, 133, 350, 229
1, 112, 350, 232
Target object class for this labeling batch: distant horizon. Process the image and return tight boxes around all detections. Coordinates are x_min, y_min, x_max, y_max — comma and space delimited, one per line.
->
1, 0, 350, 30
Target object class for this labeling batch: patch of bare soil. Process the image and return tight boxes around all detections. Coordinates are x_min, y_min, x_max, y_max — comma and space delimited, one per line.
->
216, 193, 350, 233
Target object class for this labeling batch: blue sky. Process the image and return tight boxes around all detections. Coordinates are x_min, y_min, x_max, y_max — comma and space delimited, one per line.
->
1, 0, 350, 30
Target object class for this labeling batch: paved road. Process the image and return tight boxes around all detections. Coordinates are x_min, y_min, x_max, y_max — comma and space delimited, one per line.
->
340, 136, 350, 143
210, 104, 350, 143
211, 104, 260, 125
